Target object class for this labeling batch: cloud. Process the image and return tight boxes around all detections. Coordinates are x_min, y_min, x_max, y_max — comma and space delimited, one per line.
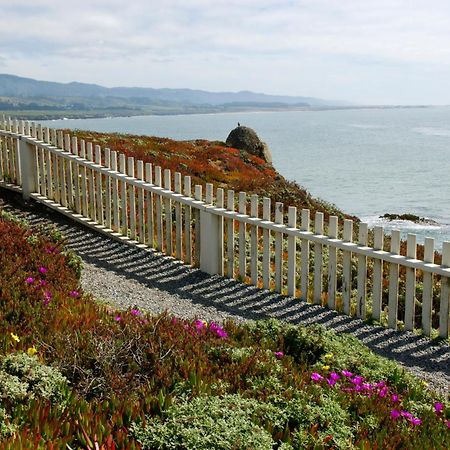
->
2, 0, 450, 103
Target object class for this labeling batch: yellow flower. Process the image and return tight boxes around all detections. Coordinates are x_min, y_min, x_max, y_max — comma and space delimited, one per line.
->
322, 365, 330, 371
324, 353, 334, 360
10, 332, 20, 343
421, 380, 428, 387
27, 346, 37, 356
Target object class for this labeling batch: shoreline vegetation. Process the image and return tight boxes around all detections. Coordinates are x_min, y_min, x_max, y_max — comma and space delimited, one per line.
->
1, 104, 435, 121
0, 207, 448, 448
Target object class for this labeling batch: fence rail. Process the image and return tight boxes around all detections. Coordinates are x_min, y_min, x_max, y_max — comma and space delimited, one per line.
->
0, 118, 449, 338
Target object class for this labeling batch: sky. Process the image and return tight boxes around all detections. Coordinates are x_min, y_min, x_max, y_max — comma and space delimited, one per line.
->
1, 0, 450, 105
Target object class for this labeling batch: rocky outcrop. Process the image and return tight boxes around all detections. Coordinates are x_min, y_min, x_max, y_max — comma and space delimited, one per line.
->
226, 125, 272, 164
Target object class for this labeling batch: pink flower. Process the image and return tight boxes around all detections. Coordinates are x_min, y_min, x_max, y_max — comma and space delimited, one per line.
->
130, 308, 141, 316
327, 378, 337, 386
194, 319, 206, 331
378, 387, 388, 398
401, 411, 413, 420
434, 402, 444, 414
391, 394, 399, 402
445, 420, 450, 429
329, 372, 340, 381
43, 291, 52, 306
38, 266, 48, 274
351, 376, 364, 385
37, 279, 47, 288
209, 323, 228, 339
115, 315, 122, 321
311, 372, 324, 382
410, 417, 422, 426
25, 277, 35, 284
274, 351, 284, 359
69, 290, 79, 297
341, 370, 353, 377
391, 409, 401, 420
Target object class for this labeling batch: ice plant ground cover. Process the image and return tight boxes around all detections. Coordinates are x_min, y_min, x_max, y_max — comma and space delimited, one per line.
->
0, 212, 449, 449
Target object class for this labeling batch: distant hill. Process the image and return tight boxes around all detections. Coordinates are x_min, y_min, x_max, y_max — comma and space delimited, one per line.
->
0, 74, 349, 107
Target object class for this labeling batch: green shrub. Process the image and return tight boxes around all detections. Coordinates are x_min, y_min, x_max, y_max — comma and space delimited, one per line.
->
0, 352, 69, 405
131, 394, 282, 450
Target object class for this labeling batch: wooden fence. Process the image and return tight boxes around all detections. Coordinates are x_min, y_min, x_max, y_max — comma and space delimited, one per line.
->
0, 118, 449, 338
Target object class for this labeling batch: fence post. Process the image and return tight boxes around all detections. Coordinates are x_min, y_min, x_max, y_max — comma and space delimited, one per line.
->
19, 137, 37, 200
200, 206, 220, 276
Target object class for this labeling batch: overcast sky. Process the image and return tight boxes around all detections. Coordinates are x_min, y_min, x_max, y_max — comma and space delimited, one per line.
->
2, 0, 450, 105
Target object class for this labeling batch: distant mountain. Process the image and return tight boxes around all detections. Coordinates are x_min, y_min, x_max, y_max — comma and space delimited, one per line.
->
0, 74, 350, 107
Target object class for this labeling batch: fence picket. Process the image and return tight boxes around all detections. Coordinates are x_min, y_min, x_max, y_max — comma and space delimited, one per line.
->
184, 176, 192, 263
65, 134, 73, 209
287, 206, 297, 297
301, 209, 310, 301
111, 151, 119, 232
343, 219, 353, 314
155, 167, 163, 251
79, 140, 87, 217
51, 129, 60, 204
239, 192, 247, 280
72, 137, 81, 214
217, 188, 224, 276
128, 157, 136, 240
357, 223, 368, 319
313, 212, 324, 304
250, 194, 259, 286
164, 169, 173, 255
104, 148, 112, 229
275, 202, 284, 293
262, 198, 271, 290
95, 146, 104, 224
404, 234, 417, 331
388, 230, 401, 329
58, 131, 67, 207
439, 242, 450, 338
327, 216, 338, 309
119, 154, 128, 234
145, 163, 154, 246
227, 190, 235, 278
137, 160, 145, 242
86, 143, 95, 221
372, 227, 384, 321
194, 185, 202, 265
422, 238, 434, 336
175, 172, 182, 258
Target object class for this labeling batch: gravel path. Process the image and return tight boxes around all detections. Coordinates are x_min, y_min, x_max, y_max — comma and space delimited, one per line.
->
1, 190, 449, 398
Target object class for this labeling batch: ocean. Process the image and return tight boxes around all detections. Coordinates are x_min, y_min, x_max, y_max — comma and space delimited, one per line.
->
41, 106, 450, 249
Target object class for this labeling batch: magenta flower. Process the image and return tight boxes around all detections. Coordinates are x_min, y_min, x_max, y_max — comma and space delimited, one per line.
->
327, 378, 337, 386
38, 266, 48, 274
69, 290, 79, 297
351, 375, 364, 385
378, 387, 388, 398
434, 402, 444, 414
445, 420, 450, 429
375, 381, 386, 388
329, 372, 340, 381
210, 322, 228, 338
37, 279, 47, 288
25, 277, 35, 284
115, 315, 122, 321
311, 372, 324, 382
43, 291, 52, 306
274, 351, 284, 359
391, 394, 399, 402
341, 370, 353, 377
130, 308, 141, 316
194, 319, 206, 331
401, 411, 413, 420
410, 417, 422, 426
391, 409, 401, 420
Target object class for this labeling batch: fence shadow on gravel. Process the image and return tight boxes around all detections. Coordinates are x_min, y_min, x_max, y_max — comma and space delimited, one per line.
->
1, 192, 448, 394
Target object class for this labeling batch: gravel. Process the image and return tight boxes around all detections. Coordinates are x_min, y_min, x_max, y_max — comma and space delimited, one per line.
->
1, 190, 449, 398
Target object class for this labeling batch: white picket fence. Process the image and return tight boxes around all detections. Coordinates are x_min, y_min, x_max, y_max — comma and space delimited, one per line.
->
0, 118, 449, 338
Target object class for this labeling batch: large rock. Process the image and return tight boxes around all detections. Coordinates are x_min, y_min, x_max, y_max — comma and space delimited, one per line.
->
226, 125, 272, 164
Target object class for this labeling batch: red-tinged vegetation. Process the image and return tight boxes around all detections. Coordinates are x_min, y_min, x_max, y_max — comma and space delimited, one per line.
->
70, 130, 355, 221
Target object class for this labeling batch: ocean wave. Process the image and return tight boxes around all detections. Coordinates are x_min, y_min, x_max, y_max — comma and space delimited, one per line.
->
413, 127, 450, 137
360, 215, 442, 231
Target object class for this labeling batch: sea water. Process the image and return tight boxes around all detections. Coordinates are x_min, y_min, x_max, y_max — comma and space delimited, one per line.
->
41, 106, 450, 249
